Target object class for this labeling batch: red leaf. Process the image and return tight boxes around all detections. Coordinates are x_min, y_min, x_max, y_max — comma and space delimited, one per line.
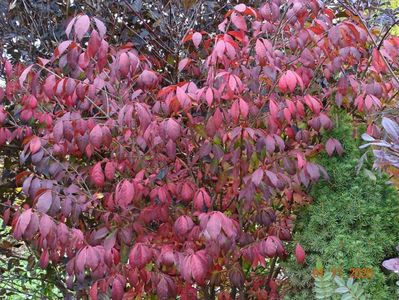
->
43, 75, 56, 98
157, 274, 177, 299
104, 161, 116, 181
112, 277, 124, 300
90, 125, 103, 148
181, 182, 195, 202
372, 48, 388, 73
115, 180, 135, 208
90, 282, 98, 300
181, 250, 210, 284
297, 153, 306, 169
295, 243, 306, 265
74, 15, 90, 41
129, 243, 152, 269
119, 53, 130, 77
87, 30, 101, 58
174, 215, 194, 237
90, 162, 105, 188
194, 188, 211, 212
202, 213, 222, 240
102, 126, 112, 147
192, 32, 202, 49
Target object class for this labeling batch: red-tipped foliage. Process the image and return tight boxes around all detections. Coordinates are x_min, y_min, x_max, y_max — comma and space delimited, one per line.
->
1, 0, 398, 298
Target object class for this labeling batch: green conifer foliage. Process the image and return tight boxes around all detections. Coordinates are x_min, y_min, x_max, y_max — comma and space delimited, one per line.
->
283, 112, 399, 299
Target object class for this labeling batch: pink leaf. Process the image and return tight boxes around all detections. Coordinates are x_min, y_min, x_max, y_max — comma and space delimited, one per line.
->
104, 161, 116, 181
278, 75, 288, 93
37, 190, 53, 213
165, 118, 181, 141
192, 32, 202, 48
231, 12, 247, 31
205, 87, 213, 106
19, 65, 33, 87
325, 138, 335, 156
194, 188, 211, 212
39, 214, 54, 238
86, 246, 100, 269
119, 53, 130, 77
252, 168, 264, 186
40, 250, 49, 268
65, 17, 76, 37
29, 136, 41, 154
138, 70, 157, 87
54, 40, 72, 58
174, 215, 194, 237
14, 209, 32, 239
383, 258, 399, 272
93, 17, 107, 38
178, 58, 191, 72
230, 100, 240, 123
269, 99, 279, 117
74, 15, 90, 41
239, 99, 249, 119
286, 71, 297, 92
75, 247, 87, 273
234, 4, 247, 12
255, 39, 267, 59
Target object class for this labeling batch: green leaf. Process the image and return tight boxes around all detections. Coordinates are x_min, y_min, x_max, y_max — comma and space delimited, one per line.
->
336, 286, 349, 293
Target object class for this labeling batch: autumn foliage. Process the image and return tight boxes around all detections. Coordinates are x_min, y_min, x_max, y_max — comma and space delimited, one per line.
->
0, 0, 398, 299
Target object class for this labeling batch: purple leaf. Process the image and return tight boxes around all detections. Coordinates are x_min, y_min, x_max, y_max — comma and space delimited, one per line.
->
382, 117, 399, 142
382, 258, 399, 272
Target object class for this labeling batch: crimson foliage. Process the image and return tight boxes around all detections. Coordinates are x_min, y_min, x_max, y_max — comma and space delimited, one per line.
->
0, 1, 398, 299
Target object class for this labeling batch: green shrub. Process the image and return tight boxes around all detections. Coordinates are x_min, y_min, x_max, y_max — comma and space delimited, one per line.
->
283, 112, 399, 299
